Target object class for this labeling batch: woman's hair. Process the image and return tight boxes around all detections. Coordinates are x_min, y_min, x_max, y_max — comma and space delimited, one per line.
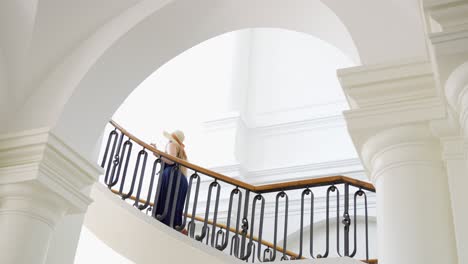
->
175, 144, 188, 176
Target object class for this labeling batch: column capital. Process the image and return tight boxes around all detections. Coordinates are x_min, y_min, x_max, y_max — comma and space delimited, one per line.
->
338, 59, 446, 149
338, 59, 448, 183
0, 127, 101, 214
424, 1, 468, 100
423, 0, 468, 33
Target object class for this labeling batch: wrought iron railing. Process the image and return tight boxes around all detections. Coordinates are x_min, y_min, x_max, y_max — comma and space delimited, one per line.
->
100, 120, 376, 262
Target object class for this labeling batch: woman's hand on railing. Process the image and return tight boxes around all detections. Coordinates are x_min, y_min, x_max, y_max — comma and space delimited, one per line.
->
150, 143, 159, 157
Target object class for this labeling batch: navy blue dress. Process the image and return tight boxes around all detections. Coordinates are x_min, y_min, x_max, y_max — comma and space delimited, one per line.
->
154, 163, 188, 227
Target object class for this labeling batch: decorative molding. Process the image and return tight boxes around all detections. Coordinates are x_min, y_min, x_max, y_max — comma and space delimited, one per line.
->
361, 124, 444, 183
252, 115, 346, 137
339, 59, 446, 153
250, 100, 349, 128
0, 183, 69, 228
343, 97, 445, 132
440, 137, 466, 160
205, 158, 366, 187
0, 128, 101, 213
338, 59, 436, 109
430, 28, 468, 56
202, 111, 241, 131
245, 158, 365, 185
425, 1, 468, 33
207, 163, 242, 175
203, 111, 347, 138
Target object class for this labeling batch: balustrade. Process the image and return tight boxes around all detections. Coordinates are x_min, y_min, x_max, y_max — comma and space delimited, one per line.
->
100, 121, 376, 262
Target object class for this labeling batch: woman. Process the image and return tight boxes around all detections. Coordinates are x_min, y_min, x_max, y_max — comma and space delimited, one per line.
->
150, 130, 188, 229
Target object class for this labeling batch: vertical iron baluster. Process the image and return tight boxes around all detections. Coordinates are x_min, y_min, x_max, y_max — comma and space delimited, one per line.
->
254, 195, 265, 262
309, 189, 315, 259
108, 132, 124, 187
298, 188, 314, 259
188, 173, 201, 238
210, 181, 222, 247
195, 180, 220, 242
151, 160, 166, 218
138, 158, 160, 210
336, 186, 341, 257
231, 235, 240, 257
104, 130, 119, 184
263, 247, 272, 262
121, 149, 147, 200
239, 190, 250, 259
216, 228, 225, 248
169, 168, 184, 227
146, 206, 152, 215
350, 189, 359, 258
110, 140, 132, 188
101, 129, 117, 168
240, 194, 264, 261
156, 165, 178, 220
176, 172, 200, 231
230, 187, 244, 257
187, 221, 196, 238
352, 190, 369, 261
343, 184, 351, 257
216, 188, 242, 251
363, 192, 369, 262
250, 243, 256, 263
205, 226, 210, 245
133, 150, 148, 208
271, 191, 288, 262
318, 185, 338, 258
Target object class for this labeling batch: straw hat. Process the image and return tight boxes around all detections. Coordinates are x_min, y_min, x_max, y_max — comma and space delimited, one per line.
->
163, 130, 185, 148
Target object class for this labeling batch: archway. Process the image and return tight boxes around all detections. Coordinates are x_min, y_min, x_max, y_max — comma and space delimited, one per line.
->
49, 0, 360, 161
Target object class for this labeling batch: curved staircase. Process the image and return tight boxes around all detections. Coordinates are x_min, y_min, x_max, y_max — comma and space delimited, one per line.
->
89, 121, 377, 263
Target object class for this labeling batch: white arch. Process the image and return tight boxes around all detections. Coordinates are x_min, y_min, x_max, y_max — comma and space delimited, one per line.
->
8, 0, 427, 161
46, 0, 360, 159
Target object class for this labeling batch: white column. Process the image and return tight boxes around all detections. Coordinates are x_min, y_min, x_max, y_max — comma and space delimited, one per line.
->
423, 2, 468, 263
0, 183, 67, 264
0, 128, 99, 264
361, 124, 457, 264
338, 59, 458, 264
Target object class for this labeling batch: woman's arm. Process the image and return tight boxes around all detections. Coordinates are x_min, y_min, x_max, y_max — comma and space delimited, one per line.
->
150, 143, 159, 158
160, 142, 178, 165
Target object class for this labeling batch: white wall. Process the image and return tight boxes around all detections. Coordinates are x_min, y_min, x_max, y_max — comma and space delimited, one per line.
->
74, 226, 135, 264
234, 28, 357, 172
111, 30, 240, 168
0, 47, 8, 123
246, 29, 352, 126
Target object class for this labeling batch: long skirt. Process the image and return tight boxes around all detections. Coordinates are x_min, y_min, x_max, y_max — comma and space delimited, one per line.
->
154, 164, 188, 227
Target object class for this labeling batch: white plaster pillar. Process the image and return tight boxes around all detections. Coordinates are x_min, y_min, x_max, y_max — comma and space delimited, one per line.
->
361, 124, 457, 264
0, 183, 67, 263
338, 59, 458, 264
0, 128, 100, 264
422, 2, 468, 263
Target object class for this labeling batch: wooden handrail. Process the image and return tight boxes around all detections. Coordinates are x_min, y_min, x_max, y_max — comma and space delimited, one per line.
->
110, 120, 256, 191
109, 120, 376, 193
111, 189, 304, 259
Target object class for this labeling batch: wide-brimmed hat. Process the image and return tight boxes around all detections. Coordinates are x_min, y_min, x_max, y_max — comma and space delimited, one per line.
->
163, 130, 185, 148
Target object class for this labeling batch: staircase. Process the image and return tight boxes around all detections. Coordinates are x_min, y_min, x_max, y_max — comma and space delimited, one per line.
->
92, 120, 377, 263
